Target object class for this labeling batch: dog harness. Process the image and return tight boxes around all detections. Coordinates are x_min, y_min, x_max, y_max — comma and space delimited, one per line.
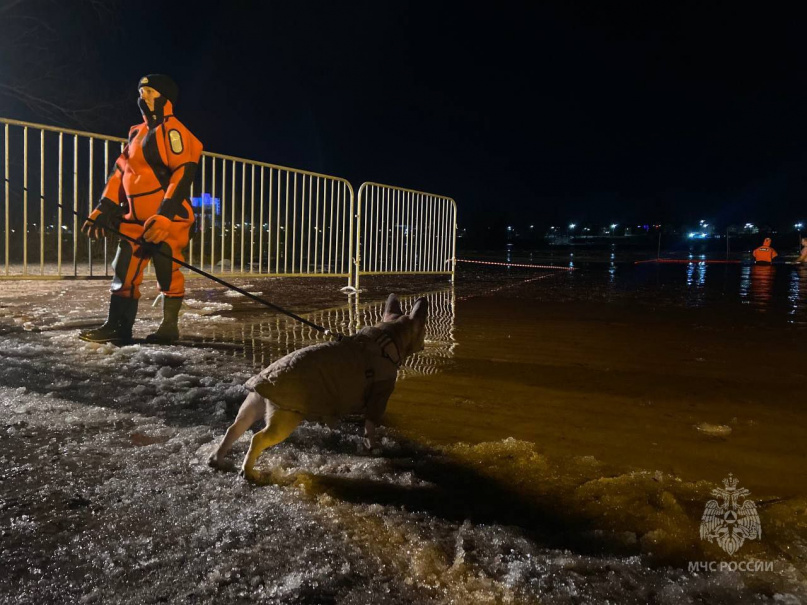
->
355, 327, 403, 422
374, 331, 402, 366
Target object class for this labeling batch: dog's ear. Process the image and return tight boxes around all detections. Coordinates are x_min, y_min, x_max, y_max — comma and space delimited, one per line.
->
409, 297, 429, 322
383, 293, 403, 321
407, 297, 429, 354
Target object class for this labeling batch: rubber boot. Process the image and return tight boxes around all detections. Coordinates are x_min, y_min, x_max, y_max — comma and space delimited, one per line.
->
79, 296, 139, 345
145, 296, 183, 344
118, 296, 139, 343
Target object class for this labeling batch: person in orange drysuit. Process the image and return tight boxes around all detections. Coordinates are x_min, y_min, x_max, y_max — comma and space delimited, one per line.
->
752, 237, 778, 264
79, 74, 203, 344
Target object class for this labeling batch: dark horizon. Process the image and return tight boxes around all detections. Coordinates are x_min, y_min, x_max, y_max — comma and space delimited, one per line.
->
2, 1, 805, 230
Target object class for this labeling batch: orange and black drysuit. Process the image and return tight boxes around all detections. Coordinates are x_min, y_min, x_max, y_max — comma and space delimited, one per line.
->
88, 93, 202, 299
752, 238, 778, 264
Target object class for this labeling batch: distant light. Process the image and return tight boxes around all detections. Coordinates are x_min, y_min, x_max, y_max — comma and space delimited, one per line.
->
745, 223, 755, 229
610, 224, 617, 229
507, 226, 513, 231
191, 193, 221, 214
569, 223, 576, 229
796, 223, 804, 229
530, 225, 534, 229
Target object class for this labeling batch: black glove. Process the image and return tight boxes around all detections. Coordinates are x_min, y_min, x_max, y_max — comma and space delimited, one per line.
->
81, 198, 123, 240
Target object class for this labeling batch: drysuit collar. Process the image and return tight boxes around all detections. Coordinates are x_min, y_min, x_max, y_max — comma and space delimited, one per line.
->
138, 97, 174, 127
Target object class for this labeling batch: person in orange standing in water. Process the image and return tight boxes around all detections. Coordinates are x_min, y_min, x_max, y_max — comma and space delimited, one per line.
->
80, 74, 203, 345
752, 237, 778, 264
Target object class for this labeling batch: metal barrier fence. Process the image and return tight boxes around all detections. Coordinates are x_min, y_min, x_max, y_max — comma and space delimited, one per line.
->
0, 118, 354, 284
1, 118, 123, 278
193, 152, 354, 282
354, 182, 457, 292
1, 118, 457, 288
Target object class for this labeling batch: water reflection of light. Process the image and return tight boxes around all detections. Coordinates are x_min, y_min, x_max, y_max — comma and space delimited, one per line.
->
739, 265, 751, 300
684, 262, 708, 306
749, 265, 775, 312
609, 253, 616, 282
788, 269, 799, 313
790, 267, 807, 325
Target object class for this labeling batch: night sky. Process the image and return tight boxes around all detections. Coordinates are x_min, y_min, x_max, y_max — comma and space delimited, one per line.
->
2, 1, 805, 230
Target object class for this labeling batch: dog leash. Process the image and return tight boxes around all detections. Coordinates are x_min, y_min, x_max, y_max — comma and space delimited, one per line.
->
3, 178, 343, 340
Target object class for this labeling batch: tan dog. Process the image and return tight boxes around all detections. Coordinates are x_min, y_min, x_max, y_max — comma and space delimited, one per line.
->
208, 294, 428, 480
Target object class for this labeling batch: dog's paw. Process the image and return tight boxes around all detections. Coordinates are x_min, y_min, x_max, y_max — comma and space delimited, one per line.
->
357, 440, 382, 457
207, 453, 224, 469
208, 454, 237, 472
239, 466, 259, 482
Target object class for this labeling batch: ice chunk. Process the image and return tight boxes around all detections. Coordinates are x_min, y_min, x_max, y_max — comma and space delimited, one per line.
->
695, 423, 732, 437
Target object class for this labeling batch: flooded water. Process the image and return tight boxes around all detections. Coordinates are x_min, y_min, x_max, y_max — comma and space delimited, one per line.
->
1, 257, 806, 603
